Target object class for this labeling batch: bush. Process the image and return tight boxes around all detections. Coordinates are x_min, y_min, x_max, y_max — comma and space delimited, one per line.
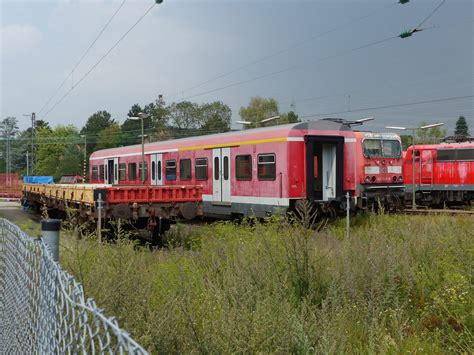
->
60, 214, 474, 353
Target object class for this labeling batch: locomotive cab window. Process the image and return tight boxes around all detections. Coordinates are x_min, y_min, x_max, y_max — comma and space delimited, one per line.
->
236, 155, 252, 180
363, 139, 401, 158
118, 163, 126, 181
128, 163, 137, 180
437, 148, 474, 161
166, 160, 177, 181
258, 154, 276, 180
92, 166, 99, 180
195, 158, 208, 180
180, 159, 192, 180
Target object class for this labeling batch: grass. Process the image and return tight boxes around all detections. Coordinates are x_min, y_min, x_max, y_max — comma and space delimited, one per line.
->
1, 209, 469, 353
56, 213, 474, 354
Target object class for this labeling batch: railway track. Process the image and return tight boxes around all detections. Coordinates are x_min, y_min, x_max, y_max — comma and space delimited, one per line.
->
401, 208, 474, 216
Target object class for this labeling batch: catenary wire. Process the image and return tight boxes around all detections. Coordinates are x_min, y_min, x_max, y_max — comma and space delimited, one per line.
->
166, 2, 396, 99
38, 0, 127, 116
42, 2, 158, 120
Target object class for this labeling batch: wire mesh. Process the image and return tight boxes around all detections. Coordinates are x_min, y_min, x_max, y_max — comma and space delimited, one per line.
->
0, 218, 148, 354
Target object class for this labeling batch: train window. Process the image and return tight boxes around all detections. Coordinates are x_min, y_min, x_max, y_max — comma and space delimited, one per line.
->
119, 164, 126, 181
363, 139, 401, 158
195, 158, 208, 180
151, 161, 156, 180
236, 155, 252, 180
92, 166, 99, 180
139, 162, 148, 181
363, 140, 381, 157
382, 140, 401, 158
214, 157, 219, 180
436, 150, 456, 161
457, 149, 474, 161
99, 165, 105, 180
128, 163, 137, 180
223, 156, 229, 181
180, 159, 192, 180
258, 154, 276, 180
166, 160, 177, 181
158, 161, 162, 180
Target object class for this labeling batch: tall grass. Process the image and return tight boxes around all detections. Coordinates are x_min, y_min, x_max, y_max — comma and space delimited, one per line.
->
60, 214, 473, 353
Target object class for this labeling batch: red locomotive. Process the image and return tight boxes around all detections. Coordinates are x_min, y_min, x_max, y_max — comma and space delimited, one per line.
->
403, 141, 474, 207
89, 119, 404, 219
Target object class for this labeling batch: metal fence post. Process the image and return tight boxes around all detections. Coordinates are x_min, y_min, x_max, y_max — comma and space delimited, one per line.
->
41, 219, 61, 262
346, 192, 350, 239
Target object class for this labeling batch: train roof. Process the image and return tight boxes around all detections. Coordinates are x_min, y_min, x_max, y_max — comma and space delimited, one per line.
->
406, 141, 474, 150
90, 119, 355, 159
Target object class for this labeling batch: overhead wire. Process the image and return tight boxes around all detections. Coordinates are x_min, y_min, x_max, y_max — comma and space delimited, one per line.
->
178, 35, 399, 101
167, 2, 396, 99
42, 1, 158, 120
300, 95, 474, 120
38, 0, 127, 116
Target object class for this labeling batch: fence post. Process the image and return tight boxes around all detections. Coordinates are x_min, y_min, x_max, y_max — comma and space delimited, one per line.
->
41, 219, 61, 262
346, 192, 350, 239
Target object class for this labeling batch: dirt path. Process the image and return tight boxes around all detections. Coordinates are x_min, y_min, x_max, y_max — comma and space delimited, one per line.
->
0, 200, 42, 235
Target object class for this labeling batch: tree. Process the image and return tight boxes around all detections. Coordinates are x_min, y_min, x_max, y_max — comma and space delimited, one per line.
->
279, 111, 300, 124
416, 121, 447, 144
81, 110, 114, 151
200, 101, 231, 133
95, 123, 122, 151
36, 125, 82, 180
454, 116, 469, 138
121, 104, 154, 146
0, 117, 19, 173
239, 96, 279, 128
168, 101, 201, 131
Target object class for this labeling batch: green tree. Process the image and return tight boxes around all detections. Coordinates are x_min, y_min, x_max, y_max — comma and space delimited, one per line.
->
96, 123, 123, 150
36, 125, 82, 180
81, 110, 114, 151
0, 117, 19, 173
168, 101, 201, 131
121, 103, 153, 146
454, 116, 469, 137
239, 96, 279, 129
200, 101, 232, 133
416, 121, 447, 144
279, 111, 300, 124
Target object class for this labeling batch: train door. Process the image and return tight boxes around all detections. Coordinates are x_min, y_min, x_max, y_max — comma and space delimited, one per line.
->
305, 136, 344, 202
150, 154, 163, 185
420, 150, 433, 186
212, 148, 231, 204
322, 144, 336, 200
105, 158, 118, 184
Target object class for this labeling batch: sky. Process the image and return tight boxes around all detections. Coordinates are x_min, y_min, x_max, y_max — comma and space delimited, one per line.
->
1, 0, 473, 134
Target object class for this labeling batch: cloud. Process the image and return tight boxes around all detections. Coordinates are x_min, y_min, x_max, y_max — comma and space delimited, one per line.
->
0, 24, 42, 56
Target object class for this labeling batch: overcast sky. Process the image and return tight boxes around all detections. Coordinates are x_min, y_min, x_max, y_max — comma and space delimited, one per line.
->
1, 0, 472, 134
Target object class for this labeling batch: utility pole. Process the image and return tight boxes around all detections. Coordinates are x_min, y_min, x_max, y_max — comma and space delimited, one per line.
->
31, 112, 36, 175
81, 134, 87, 182
26, 151, 29, 177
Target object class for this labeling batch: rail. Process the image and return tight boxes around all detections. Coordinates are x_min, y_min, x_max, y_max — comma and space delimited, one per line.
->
0, 218, 148, 354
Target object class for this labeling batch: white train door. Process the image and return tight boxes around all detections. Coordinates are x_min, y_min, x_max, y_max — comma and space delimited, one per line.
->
150, 154, 163, 185
104, 158, 118, 184
322, 144, 336, 200
212, 148, 231, 203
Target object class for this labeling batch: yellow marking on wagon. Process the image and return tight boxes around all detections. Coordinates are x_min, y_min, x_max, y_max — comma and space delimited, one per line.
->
177, 137, 294, 151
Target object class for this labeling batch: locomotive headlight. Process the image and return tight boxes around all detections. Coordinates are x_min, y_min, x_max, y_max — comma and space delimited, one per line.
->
398, 176, 403, 182
392, 176, 397, 182
365, 176, 370, 183
371, 176, 376, 183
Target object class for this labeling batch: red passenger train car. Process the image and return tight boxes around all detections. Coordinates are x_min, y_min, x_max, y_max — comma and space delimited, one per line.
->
403, 141, 474, 207
89, 119, 404, 219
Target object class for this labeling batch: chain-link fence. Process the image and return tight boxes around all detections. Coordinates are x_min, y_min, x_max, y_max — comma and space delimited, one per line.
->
0, 218, 148, 354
